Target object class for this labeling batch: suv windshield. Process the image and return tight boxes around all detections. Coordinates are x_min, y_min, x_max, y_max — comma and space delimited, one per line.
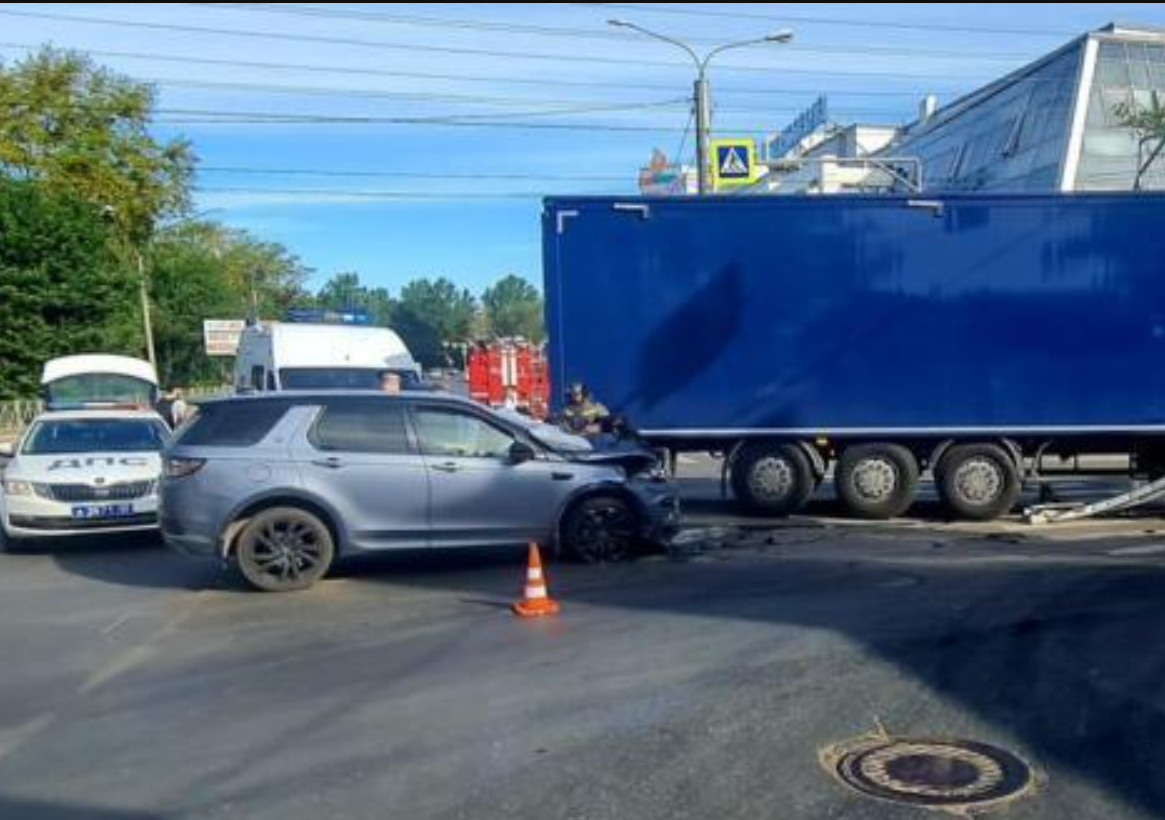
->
279, 368, 421, 391
22, 418, 168, 455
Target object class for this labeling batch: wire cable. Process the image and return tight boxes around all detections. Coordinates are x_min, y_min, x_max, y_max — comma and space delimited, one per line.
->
0, 7, 1025, 83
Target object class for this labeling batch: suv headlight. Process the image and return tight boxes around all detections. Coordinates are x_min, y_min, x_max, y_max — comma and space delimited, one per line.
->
2, 479, 36, 497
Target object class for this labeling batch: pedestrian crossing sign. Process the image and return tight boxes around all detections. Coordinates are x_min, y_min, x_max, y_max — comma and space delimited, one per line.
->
710, 138, 758, 191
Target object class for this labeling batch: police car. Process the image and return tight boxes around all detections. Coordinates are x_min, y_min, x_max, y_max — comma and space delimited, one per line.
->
0, 355, 170, 549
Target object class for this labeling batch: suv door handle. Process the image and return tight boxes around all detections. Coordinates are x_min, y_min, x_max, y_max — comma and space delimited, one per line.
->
431, 462, 460, 473
311, 457, 345, 470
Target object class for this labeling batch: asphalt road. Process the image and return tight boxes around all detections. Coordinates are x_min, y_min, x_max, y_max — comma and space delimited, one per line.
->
1, 483, 1164, 820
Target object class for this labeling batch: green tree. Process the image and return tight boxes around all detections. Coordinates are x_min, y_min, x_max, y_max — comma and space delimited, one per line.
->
148, 221, 311, 387
0, 48, 195, 243
0, 178, 138, 398
1115, 95, 1165, 190
481, 274, 544, 342
212, 228, 310, 322
394, 277, 477, 368
313, 272, 396, 327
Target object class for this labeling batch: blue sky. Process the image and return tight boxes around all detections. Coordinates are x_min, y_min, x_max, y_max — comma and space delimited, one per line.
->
3, 3, 1165, 294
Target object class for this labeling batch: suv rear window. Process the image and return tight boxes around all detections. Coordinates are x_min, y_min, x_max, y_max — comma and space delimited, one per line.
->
179, 401, 290, 447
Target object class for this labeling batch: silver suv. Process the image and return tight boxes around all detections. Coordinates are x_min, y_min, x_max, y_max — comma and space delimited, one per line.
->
161, 393, 679, 591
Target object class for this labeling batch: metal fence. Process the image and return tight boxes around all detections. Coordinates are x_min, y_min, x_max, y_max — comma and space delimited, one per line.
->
0, 400, 44, 441
0, 385, 230, 441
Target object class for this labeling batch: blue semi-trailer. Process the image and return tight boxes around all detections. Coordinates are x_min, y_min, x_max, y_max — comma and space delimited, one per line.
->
542, 193, 1165, 521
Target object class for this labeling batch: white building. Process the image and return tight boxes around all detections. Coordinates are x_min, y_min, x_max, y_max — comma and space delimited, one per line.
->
752, 22, 1165, 195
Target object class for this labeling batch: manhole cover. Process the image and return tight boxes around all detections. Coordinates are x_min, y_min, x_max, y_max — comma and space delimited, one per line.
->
821, 735, 1037, 814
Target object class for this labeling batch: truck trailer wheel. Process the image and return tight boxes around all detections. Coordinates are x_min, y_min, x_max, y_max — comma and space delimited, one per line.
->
936, 444, 1022, 522
731, 443, 815, 516
835, 444, 920, 520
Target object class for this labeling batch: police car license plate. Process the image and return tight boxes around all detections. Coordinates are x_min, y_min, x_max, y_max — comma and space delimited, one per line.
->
71, 504, 135, 520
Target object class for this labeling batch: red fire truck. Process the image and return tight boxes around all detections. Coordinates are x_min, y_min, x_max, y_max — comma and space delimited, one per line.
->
466, 340, 550, 420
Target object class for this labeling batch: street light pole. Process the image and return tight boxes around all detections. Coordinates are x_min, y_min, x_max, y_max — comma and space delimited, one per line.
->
608, 20, 793, 194
694, 73, 712, 195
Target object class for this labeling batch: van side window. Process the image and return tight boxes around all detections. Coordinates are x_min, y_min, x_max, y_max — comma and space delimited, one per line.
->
251, 366, 265, 392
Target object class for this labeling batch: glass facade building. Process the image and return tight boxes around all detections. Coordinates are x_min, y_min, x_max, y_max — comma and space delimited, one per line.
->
886, 24, 1165, 193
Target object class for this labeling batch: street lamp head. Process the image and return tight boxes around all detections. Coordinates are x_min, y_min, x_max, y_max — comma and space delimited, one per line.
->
607, 19, 631, 28
765, 29, 795, 44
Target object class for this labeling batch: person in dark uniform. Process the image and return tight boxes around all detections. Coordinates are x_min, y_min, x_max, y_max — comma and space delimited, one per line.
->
559, 382, 610, 436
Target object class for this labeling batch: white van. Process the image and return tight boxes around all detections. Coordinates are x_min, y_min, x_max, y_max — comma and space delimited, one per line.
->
233, 322, 421, 393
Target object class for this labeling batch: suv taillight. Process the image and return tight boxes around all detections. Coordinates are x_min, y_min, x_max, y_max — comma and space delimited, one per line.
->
165, 457, 206, 479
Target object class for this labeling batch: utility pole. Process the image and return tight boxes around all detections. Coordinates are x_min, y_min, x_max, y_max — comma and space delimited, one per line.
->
116, 209, 222, 372
135, 247, 157, 370
609, 20, 793, 195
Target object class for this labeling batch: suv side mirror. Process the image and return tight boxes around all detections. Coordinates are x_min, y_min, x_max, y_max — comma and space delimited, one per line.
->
508, 441, 536, 464
0, 442, 13, 458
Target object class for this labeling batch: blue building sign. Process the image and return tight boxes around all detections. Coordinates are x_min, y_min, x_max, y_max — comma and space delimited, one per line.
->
768, 95, 829, 160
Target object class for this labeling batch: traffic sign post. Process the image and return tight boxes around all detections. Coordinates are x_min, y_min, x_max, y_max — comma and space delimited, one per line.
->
202, 319, 246, 357
709, 138, 759, 192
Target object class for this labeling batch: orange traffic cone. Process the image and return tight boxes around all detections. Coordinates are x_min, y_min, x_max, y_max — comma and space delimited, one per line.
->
513, 543, 560, 618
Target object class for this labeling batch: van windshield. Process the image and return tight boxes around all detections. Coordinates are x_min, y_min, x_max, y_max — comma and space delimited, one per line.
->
278, 368, 421, 391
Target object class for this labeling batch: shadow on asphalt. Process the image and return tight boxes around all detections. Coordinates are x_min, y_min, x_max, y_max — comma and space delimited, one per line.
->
334, 531, 1165, 817
0, 795, 162, 819
18, 497, 1165, 817
34, 533, 531, 595
20, 533, 236, 593
333, 544, 528, 579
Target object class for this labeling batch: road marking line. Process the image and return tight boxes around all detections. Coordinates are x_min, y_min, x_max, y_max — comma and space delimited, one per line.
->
0, 713, 57, 763
100, 614, 132, 636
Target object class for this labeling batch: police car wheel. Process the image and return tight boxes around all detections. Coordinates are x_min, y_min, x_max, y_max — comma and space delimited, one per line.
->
235, 507, 335, 592
0, 527, 20, 554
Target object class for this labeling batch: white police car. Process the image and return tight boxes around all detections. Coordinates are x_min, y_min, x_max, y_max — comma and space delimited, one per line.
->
0, 408, 170, 548
0, 354, 170, 550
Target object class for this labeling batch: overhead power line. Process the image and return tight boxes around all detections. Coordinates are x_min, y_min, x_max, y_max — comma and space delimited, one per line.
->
188, 2, 1041, 63
153, 76, 686, 110
154, 107, 690, 132
198, 165, 631, 183
0, 90, 906, 133
571, 3, 1079, 39
195, 185, 623, 201
156, 105, 911, 133
0, 40, 950, 99
137, 78, 912, 119
0, 7, 1021, 83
